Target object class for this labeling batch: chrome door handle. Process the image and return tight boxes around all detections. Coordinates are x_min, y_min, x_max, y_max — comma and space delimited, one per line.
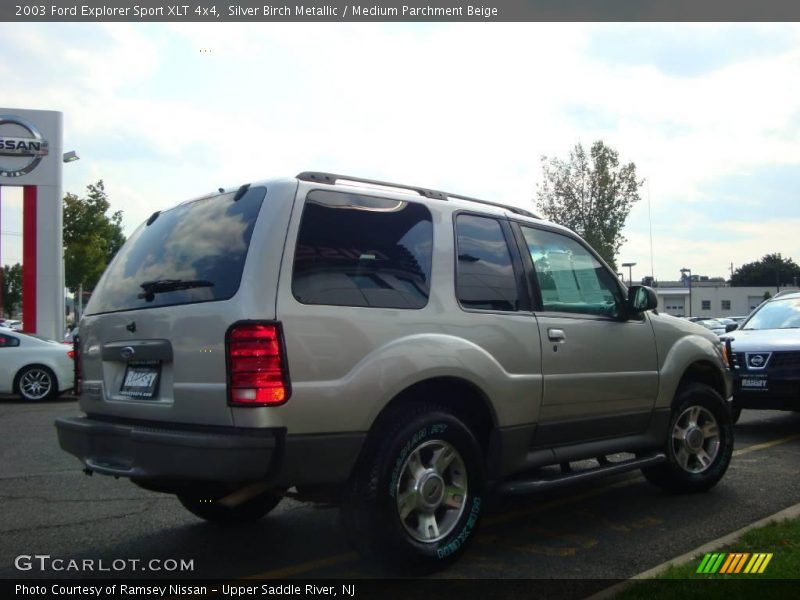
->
548, 328, 566, 342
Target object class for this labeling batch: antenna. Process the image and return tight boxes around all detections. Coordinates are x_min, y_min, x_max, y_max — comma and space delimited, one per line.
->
648, 178, 655, 280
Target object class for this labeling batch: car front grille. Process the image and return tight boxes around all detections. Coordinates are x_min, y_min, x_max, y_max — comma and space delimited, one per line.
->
768, 352, 800, 369
733, 351, 800, 371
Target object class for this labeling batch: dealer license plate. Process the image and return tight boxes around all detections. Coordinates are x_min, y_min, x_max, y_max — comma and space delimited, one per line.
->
120, 361, 161, 399
741, 375, 768, 390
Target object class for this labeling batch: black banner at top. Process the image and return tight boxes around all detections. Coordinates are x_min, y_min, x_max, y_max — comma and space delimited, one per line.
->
4, 0, 800, 22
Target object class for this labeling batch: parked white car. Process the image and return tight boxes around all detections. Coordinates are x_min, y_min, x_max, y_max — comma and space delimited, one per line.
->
0, 327, 74, 401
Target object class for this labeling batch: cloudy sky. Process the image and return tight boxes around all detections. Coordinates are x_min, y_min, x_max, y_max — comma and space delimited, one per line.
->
1, 22, 799, 283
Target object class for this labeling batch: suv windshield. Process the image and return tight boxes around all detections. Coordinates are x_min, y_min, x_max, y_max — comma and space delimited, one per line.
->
743, 297, 800, 330
86, 187, 266, 315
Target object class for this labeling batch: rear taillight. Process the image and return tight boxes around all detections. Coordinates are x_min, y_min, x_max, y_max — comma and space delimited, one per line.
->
227, 323, 289, 406
67, 350, 74, 360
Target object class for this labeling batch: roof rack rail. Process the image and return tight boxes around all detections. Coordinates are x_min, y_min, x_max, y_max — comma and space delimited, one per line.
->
296, 171, 447, 200
448, 193, 540, 219
295, 171, 541, 219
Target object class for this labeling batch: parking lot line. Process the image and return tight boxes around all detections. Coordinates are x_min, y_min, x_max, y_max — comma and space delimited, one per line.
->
243, 432, 800, 579
245, 552, 358, 579
732, 432, 800, 457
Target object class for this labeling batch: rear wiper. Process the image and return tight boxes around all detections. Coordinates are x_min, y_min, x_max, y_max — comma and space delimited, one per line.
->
138, 279, 214, 301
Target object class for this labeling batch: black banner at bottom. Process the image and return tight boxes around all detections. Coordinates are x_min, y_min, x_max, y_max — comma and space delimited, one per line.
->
5, 578, 800, 600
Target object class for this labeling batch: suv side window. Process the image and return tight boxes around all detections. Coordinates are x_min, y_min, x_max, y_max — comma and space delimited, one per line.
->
520, 226, 623, 318
455, 214, 520, 312
292, 190, 433, 309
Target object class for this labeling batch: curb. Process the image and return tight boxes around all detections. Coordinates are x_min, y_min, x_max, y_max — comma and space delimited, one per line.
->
586, 501, 800, 600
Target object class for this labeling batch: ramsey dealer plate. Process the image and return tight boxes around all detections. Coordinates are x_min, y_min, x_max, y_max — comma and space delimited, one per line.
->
120, 361, 161, 398
740, 375, 768, 391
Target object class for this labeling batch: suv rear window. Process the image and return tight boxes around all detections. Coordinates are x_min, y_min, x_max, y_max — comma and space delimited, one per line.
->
86, 187, 266, 315
292, 190, 433, 309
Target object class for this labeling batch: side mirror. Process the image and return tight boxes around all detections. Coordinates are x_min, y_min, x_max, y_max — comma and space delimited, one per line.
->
627, 285, 658, 314
725, 323, 738, 332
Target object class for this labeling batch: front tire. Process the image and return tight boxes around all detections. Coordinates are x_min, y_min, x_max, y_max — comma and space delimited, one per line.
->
643, 383, 734, 493
15, 365, 57, 401
341, 404, 486, 570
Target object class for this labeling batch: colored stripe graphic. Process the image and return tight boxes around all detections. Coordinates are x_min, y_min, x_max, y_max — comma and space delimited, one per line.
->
719, 553, 734, 573
696, 553, 714, 573
733, 553, 750, 573
699, 552, 773, 575
720, 553, 746, 574
757, 553, 773, 574
697, 553, 726, 574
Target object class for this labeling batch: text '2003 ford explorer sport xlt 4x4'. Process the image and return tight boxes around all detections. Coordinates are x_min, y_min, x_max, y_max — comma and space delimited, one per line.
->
56, 172, 734, 570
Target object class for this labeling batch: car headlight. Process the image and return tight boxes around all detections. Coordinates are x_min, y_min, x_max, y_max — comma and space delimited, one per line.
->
716, 339, 730, 368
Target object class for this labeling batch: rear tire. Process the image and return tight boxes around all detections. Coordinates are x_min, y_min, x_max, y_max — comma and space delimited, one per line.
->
341, 404, 486, 571
178, 486, 283, 524
15, 365, 57, 401
643, 383, 733, 493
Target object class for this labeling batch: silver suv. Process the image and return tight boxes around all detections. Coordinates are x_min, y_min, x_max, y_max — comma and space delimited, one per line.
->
56, 172, 734, 569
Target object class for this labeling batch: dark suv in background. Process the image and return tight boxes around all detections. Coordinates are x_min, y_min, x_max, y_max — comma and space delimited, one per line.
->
724, 290, 800, 422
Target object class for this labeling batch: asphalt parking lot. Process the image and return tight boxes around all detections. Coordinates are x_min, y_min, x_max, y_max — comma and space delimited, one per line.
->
1, 397, 798, 582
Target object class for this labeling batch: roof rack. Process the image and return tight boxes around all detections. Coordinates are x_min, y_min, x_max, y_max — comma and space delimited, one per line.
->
296, 171, 541, 220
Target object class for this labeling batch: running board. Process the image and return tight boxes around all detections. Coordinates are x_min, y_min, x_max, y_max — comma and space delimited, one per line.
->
499, 453, 667, 495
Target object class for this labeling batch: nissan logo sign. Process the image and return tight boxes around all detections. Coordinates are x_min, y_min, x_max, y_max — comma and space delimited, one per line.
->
746, 353, 770, 369
0, 115, 49, 178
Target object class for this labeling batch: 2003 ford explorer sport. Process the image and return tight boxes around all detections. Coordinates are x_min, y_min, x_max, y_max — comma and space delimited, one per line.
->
56, 172, 734, 569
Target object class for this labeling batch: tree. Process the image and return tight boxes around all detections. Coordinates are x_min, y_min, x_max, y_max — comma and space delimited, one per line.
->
536, 140, 644, 271
63, 180, 126, 294
1, 263, 22, 318
730, 253, 800, 288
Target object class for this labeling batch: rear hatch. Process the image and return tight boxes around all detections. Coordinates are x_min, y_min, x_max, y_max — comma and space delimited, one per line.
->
77, 183, 291, 427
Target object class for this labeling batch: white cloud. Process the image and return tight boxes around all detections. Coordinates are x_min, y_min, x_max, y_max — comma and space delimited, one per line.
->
1, 22, 799, 281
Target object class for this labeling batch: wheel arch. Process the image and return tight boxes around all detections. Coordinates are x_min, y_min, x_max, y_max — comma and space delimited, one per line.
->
370, 376, 498, 453
676, 360, 727, 404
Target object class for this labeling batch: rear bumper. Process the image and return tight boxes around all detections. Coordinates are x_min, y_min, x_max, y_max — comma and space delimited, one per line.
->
55, 416, 365, 486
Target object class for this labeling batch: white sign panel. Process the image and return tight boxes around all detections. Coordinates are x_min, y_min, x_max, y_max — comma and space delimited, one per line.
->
0, 108, 62, 186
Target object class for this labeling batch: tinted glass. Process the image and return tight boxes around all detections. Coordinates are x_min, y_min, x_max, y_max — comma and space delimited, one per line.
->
0, 334, 19, 347
743, 298, 800, 330
521, 226, 622, 318
87, 187, 266, 315
292, 190, 433, 309
455, 215, 519, 311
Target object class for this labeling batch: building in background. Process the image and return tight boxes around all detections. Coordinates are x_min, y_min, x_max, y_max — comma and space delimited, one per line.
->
653, 280, 796, 317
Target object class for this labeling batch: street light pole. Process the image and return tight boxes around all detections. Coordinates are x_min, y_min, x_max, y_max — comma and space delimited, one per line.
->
681, 268, 692, 317
62, 151, 80, 331
621, 262, 637, 287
